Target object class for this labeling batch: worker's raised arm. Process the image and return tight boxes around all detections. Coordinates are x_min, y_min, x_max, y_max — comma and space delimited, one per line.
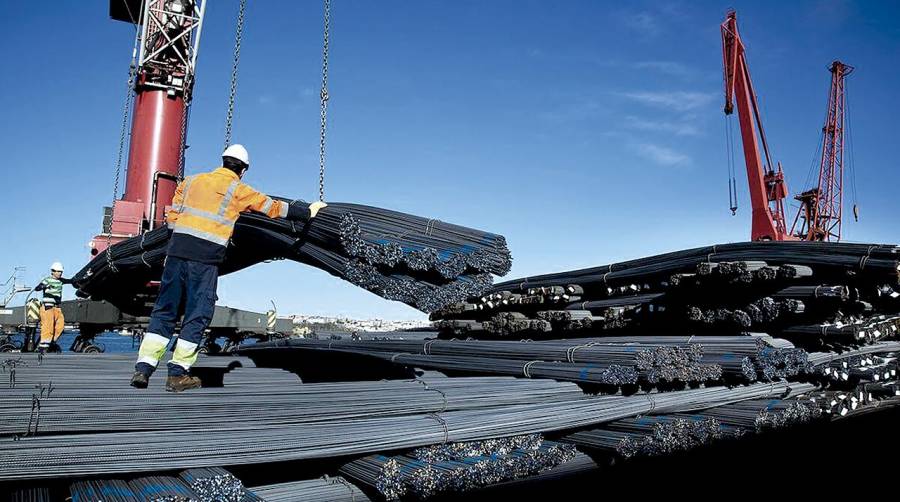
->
234, 183, 327, 221
234, 183, 289, 219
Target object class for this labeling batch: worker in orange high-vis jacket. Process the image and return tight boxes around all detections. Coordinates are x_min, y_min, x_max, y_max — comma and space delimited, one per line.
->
131, 144, 327, 392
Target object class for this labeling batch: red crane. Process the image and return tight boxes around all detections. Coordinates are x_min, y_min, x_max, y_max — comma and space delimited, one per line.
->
90, 0, 206, 256
721, 11, 856, 242
720, 10, 793, 241
790, 61, 854, 241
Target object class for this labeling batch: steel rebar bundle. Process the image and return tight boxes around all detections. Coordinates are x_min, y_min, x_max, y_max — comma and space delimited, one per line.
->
0, 378, 806, 481
563, 415, 722, 459
72, 201, 512, 313
249, 476, 370, 502
70, 479, 139, 502
7, 488, 51, 502
129, 476, 199, 502
430, 241, 900, 345
339, 439, 576, 500
246, 337, 724, 385
0, 354, 588, 437
179, 467, 260, 502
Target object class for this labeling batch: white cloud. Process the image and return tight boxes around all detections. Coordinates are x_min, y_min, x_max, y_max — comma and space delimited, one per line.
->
632, 61, 693, 79
632, 143, 690, 167
618, 91, 717, 112
622, 12, 661, 38
624, 115, 702, 136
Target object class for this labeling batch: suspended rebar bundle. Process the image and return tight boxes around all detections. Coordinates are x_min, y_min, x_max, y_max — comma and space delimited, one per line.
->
72, 201, 512, 313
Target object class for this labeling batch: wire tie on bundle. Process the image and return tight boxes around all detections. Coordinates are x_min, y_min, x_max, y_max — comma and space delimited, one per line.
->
566, 343, 593, 363
646, 394, 656, 413
326, 475, 357, 501
523, 360, 539, 378
390, 353, 403, 363
423, 339, 437, 355
426, 413, 450, 444
8, 368, 14, 389
141, 252, 151, 268
26, 393, 41, 437
424, 386, 448, 413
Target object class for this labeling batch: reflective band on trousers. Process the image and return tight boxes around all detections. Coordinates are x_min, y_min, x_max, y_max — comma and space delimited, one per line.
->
170, 338, 200, 370
171, 224, 231, 246
137, 332, 170, 367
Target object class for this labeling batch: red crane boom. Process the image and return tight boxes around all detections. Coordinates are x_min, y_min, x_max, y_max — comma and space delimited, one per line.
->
720, 10, 793, 241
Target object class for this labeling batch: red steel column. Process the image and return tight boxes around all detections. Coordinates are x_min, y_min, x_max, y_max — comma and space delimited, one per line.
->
122, 88, 185, 228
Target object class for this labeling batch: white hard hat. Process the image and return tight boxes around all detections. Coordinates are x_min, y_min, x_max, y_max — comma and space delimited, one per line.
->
51, 262, 64, 273
222, 144, 250, 166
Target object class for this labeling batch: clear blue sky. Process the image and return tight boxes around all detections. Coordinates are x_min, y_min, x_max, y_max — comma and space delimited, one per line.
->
1, 1, 898, 320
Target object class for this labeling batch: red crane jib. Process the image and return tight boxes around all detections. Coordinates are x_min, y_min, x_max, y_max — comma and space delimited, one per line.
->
721, 11, 794, 242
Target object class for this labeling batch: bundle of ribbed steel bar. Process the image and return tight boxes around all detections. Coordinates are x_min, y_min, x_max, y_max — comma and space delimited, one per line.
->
429, 243, 900, 350
69, 479, 137, 502
0, 357, 588, 437
339, 438, 577, 500
562, 415, 723, 459
179, 467, 259, 502
249, 476, 370, 502
490, 242, 899, 292
809, 385, 900, 417
6, 488, 50, 502
241, 335, 810, 385
72, 201, 511, 313
0, 377, 808, 481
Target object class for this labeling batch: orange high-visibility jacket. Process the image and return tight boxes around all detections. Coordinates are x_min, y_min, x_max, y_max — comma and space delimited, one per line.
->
167, 167, 288, 247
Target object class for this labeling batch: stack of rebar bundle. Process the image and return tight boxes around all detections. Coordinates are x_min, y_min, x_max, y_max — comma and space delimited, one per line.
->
0, 351, 813, 482
239, 334, 808, 387
562, 397, 822, 461
71, 201, 512, 313
429, 242, 900, 348
339, 435, 577, 500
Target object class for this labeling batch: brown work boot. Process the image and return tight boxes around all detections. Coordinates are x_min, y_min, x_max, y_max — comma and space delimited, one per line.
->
130, 371, 149, 389
166, 374, 202, 392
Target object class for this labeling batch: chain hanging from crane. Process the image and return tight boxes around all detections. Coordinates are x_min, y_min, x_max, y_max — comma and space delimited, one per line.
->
724, 114, 738, 215
106, 0, 145, 270
223, 0, 248, 149
318, 0, 332, 202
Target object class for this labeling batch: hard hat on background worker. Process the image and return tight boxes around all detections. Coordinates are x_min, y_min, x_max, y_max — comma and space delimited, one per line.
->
50, 262, 64, 273
222, 144, 250, 176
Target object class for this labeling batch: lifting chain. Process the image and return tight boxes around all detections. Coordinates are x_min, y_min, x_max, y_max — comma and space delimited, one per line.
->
318, 0, 332, 202
223, 0, 247, 149
106, 5, 143, 268
178, 93, 190, 179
